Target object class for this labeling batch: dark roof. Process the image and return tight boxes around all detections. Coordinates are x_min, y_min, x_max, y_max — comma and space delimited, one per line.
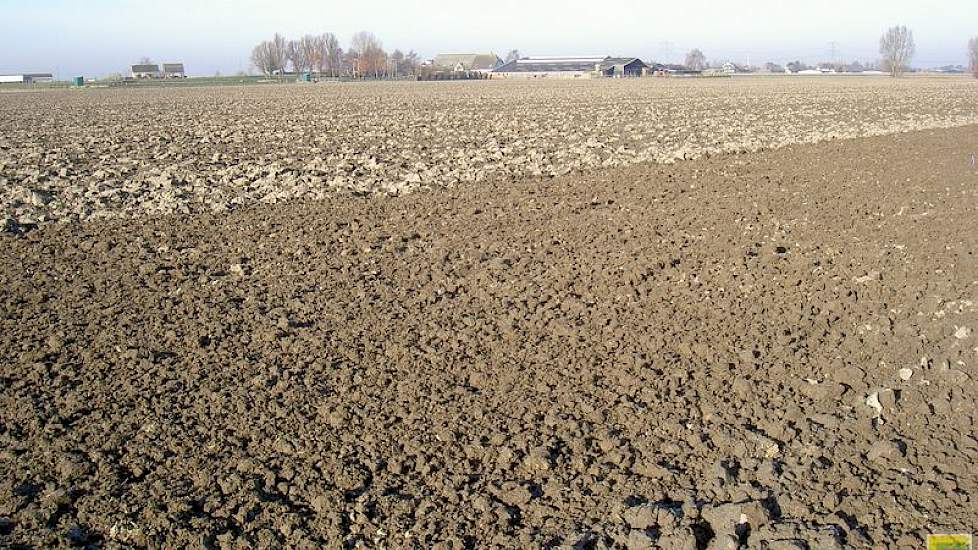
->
598, 58, 648, 71
493, 57, 607, 73
131, 64, 160, 73
652, 63, 688, 71
162, 63, 185, 72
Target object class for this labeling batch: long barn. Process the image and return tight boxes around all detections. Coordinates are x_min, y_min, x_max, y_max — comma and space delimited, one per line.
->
0, 73, 53, 84
491, 56, 648, 79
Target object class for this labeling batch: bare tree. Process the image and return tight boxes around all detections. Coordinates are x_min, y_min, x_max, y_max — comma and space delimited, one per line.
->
349, 31, 368, 76
505, 49, 521, 63
304, 34, 332, 76
269, 33, 288, 75
309, 35, 327, 76
138, 56, 154, 65
341, 50, 357, 77
349, 31, 385, 78
286, 39, 307, 75
969, 37, 978, 78
879, 25, 915, 77
390, 49, 405, 77
299, 35, 320, 75
684, 49, 706, 71
251, 42, 274, 76
380, 49, 421, 78
403, 50, 420, 76
323, 33, 342, 77
251, 34, 288, 77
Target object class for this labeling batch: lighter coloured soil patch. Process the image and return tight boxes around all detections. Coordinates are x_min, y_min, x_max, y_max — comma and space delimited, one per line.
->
2, 77, 977, 229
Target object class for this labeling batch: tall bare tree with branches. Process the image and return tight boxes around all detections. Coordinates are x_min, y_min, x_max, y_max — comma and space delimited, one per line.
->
879, 25, 915, 77
270, 33, 287, 75
969, 37, 978, 78
251, 34, 288, 76
389, 50, 405, 78
349, 31, 386, 78
299, 35, 320, 75
402, 50, 420, 76
309, 35, 326, 75
286, 40, 307, 74
323, 33, 342, 77
251, 43, 274, 76
685, 49, 706, 71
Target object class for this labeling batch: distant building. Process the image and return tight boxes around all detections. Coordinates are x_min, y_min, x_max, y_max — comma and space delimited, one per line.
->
598, 57, 649, 77
432, 53, 503, 73
0, 73, 53, 84
649, 64, 701, 76
130, 64, 162, 79
162, 63, 186, 78
491, 56, 648, 79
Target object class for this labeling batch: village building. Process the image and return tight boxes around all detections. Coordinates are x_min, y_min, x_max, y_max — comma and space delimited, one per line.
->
130, 64, 162, 79
162, 63, 186, 78
432, 53, 504, 73
649, 63, 702, 76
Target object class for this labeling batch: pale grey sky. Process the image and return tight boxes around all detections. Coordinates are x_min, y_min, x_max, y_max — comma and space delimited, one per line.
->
1, 0, 975, 77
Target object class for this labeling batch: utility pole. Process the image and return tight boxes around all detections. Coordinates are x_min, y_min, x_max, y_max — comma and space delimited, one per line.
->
827, 41, 840, 69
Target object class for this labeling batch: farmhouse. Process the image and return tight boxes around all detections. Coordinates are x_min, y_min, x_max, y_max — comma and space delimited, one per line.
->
130, 64, 162, 79
433, 53, 503, 73
162, 63, 186, 78
0, 73, 53, 84
491, 57, 648, 79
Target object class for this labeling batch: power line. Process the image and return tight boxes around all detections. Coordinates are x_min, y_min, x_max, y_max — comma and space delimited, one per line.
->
827, 41, 840, 64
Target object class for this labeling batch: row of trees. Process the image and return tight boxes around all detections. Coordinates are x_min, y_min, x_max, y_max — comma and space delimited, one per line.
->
251, 32, 420, 78
679, 27, 978, 78
253, 28, 978, 80
680, 52, 877, 74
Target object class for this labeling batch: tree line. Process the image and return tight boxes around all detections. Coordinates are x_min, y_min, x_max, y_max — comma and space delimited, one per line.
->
681, 27, 978, 78
252, 27, 978, 79
251, 31, 420, 78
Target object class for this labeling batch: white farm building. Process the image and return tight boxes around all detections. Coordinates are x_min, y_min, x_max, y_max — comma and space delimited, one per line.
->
130, 62, 186, 79
130, 64, 162, 79
0, 73, 53, 84
162, 63, 186, 78
491, 57, 648, 79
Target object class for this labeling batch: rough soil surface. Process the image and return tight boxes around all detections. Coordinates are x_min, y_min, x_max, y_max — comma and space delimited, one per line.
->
2, 126, 978, 549
2, 77, 977, 229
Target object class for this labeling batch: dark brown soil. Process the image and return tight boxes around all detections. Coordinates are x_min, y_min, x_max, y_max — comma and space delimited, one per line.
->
2, 126, 977, 549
